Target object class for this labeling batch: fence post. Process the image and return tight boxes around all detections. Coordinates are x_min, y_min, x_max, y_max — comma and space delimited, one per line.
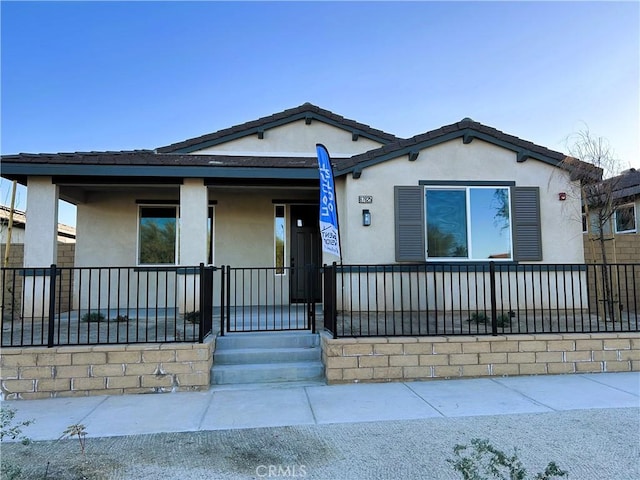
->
489, 261, 498, 336
47, 264, 57, 348
198, 263, 205, 343
198, 263, 214, 343
331, 262, 338, 338
225, 265, 231, 332
219, 265, 225, 337
306, 264, 316, 333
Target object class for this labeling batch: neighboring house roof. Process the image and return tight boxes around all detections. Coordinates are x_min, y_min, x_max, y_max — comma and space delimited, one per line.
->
156, 102, 400, 153
0, 205, 76, 240
0, 105, 598, 183
602, 168, 640, 201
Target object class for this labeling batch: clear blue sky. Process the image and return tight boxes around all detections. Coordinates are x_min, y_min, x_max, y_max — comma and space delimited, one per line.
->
1, 1, 639, 227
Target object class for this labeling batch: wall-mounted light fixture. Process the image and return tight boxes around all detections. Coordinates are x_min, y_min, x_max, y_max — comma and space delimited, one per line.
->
558, 192, 567, 201
362, 209, 371, 227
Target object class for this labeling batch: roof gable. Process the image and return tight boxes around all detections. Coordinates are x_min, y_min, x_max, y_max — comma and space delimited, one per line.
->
334, 118, 590, 179
156, 103, 400, 153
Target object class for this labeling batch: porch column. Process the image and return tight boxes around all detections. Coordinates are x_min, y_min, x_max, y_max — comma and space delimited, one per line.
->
23, 177, 59, 317
178, 178, 208, 313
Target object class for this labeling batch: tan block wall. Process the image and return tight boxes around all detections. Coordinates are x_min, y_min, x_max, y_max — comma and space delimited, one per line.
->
1, 243, 76, 315
584, 233, 640, 263
322, 333, 639, 384
0, 336, 214, 400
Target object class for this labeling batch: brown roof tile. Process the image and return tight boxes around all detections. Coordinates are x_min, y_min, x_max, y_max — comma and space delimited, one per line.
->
155, 102, 399, 153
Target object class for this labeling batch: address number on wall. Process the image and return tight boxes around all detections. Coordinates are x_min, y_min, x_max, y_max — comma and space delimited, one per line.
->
358, 195, 373, 204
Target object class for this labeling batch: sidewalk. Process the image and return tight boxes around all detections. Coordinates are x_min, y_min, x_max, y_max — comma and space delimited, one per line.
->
2, 372, 638, 442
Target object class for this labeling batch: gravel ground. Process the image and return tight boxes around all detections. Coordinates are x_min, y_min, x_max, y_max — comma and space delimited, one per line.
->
2, 407, 638, 480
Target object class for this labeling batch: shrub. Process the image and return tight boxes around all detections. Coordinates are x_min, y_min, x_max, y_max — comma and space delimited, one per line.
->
1, 406, 34, 480
468, 312, 489, 324
81, 312, 105, 323
184, 311, 201, 324
448, 438, 568, 480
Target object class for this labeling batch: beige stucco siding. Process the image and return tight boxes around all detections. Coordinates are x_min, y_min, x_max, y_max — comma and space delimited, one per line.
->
339, 138, 583, 264
192, 120, 383, 157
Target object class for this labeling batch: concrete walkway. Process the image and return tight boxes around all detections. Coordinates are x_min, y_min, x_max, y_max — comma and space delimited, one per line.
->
2, 372, 638, 442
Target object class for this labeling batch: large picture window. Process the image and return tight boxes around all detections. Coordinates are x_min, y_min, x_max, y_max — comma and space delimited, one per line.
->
138, 206, 178, 265
425, 187, 512, 260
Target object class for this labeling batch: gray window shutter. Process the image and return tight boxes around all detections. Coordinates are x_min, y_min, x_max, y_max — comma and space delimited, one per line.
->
512, 186, 542, 261
395, 186, 425, 262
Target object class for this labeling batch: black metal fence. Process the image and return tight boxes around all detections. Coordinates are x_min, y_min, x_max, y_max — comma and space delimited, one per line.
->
0, 264, 319, 347
1, 264, 215, 347
323, 262, 640, 338
4, 261, 638, 346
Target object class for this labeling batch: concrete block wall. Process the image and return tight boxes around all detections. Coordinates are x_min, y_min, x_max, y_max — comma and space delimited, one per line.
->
0, 337, 214, 400
584, 234, 640, 263
1, 243, 76, 315
321, 332, 639, 384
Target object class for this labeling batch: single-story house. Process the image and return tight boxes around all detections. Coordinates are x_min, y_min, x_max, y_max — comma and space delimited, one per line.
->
0, 205, 76, 244
1, 103, 594, 320
583, 167, 640, 264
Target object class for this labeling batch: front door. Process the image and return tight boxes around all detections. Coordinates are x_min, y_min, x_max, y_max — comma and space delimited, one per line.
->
290, 204, 322, 303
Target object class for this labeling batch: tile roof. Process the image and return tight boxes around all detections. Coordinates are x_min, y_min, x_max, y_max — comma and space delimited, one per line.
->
1, 109, 601, 182
155, 102, 400, 153
335, 118, 567, 171
601, 168, 640, 201
0, 151, 318, 168
0, 205, 76, 238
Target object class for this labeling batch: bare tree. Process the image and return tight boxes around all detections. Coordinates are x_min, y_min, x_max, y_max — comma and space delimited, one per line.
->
562, 128, 627, 321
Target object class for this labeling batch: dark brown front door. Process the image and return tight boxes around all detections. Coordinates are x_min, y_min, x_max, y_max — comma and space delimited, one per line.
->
290, 204, 322, 303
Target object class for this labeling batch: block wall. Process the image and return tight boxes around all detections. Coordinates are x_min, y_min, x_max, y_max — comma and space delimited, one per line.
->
322, 333, 639, 384
0, 337, 214, 400
1, 243, 76, 315
584, 234, 640, 263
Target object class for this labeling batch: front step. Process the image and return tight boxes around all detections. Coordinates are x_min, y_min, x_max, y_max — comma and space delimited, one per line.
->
211, 332, 325, 385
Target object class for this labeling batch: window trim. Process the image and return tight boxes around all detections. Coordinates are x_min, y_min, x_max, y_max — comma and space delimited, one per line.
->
424, 185, 514, 262
614, 203, 637, 234
137, 204, 179, 266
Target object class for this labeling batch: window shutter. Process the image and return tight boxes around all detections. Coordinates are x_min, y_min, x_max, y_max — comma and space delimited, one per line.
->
512, 186, 542, 261
395, 186, 425, 262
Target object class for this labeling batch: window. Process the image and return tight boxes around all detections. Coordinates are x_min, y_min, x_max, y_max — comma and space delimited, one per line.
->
614, 204, 637, 233
274, 205, 286, 274
138, 206, 178, 264
395, 185, 541, 262
425, 187, 512, 260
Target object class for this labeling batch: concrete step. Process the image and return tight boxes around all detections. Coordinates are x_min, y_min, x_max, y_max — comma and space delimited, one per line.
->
211, 331, 325, 385
214, 346, 321, 365
211, 361, 325, 385
215, 331, 319, 350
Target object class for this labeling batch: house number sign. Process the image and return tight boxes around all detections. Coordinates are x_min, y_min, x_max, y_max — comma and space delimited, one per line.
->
358, 195, 373, 204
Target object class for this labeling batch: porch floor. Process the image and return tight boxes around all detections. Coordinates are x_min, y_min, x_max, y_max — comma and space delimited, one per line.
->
1, 305, 323, 346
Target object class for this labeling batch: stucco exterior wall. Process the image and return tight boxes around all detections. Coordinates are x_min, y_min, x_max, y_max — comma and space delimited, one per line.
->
339, 138, 583, 264
0, 227, 25, 244
73, 186, 317, 307
193, 120, 383, 157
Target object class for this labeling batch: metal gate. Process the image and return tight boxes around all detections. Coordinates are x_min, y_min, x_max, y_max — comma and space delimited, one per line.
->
218, 266, 319, 335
